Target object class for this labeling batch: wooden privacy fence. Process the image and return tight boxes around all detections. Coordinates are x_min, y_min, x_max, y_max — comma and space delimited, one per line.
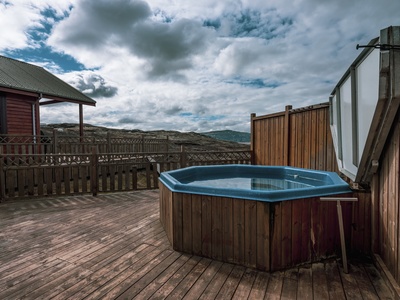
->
251, 103, 338, 172
0, 132, 169, 155
251, 103, 372, 255
0, 148, 251, 201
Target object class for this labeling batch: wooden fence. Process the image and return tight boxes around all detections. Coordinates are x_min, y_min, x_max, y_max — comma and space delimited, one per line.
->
251, 103, 338, 172
0, 132, 169, 155
0, 148, 251, 201
372, 110, 400, 281
251, 104, 371, 255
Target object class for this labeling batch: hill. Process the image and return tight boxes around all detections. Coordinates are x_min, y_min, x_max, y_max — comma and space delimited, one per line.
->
40, 124, 250, 152
201, 130, 250, 143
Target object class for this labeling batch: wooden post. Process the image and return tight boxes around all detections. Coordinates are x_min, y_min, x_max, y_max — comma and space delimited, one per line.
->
250, 113, 256, 165
79, 104, 83, 142
320, 197, 358, 273
180, 145, 186, 168
107, 131, 111, 154
0, 147, 4, 202
141, 135, 145, 152
283, 105, 292, 166
91, 146, 98, 196
52, 129, 58, 153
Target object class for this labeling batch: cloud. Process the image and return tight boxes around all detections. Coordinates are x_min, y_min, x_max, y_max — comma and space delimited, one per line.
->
48, 0, 215, 79
66, 72, 118, 98
128, 19, 215, 79
206, 8, 293, 40
49, 0, 151, 48
4, 0, 400, 133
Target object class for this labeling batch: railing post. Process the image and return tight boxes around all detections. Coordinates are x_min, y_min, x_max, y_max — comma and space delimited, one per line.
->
283, 105, 292, 166
180, 145, 186, 168
107, 131, 111, 154
52, 129, 58, 153
91, 146, 98, 196
250, 113, 256, 165
0, 147, 5, 202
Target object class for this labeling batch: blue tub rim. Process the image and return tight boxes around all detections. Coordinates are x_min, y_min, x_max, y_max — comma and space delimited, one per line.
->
159, 164, 352, 202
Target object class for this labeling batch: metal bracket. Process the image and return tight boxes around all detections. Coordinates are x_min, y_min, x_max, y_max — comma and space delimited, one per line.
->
356, 44, 400, 51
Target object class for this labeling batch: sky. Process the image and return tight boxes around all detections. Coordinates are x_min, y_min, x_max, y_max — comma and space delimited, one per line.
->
0, 0, 399, 133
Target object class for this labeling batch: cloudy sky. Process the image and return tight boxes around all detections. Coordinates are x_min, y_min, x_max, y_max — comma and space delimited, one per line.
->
1, 0, 399, 132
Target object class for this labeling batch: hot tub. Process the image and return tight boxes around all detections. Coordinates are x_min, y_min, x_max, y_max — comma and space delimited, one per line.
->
159, 165, 352, 271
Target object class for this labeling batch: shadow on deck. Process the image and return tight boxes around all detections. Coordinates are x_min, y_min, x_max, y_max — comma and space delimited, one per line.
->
0, 190, 394, 299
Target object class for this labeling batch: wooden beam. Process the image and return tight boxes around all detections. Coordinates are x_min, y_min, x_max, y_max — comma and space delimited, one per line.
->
79, 104, 83, 140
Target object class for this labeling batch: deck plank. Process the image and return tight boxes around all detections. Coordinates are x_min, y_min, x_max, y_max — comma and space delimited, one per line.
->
312, 262, 329, 299
325, 260, 346, 299
297, 265, 312, 299
0, 190, 393, 300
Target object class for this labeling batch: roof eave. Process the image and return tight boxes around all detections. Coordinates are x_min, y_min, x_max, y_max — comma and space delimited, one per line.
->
0, 86, 96, 106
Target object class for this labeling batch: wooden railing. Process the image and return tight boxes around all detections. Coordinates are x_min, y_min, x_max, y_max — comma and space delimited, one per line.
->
0, 132, 169, 155
0, 148, 251, 201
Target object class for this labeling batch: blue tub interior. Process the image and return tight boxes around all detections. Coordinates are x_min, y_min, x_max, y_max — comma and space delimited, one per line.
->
159, 165, 352, 202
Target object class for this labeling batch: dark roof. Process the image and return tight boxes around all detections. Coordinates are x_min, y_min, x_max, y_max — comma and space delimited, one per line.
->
0, 55, 96, 106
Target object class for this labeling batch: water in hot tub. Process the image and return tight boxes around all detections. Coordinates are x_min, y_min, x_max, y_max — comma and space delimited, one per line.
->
185, 176, 324, 191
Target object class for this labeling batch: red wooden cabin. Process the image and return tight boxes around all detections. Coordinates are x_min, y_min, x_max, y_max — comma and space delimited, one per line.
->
0, 55, 96, 141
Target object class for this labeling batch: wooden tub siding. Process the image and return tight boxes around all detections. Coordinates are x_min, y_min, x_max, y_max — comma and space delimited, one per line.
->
159, 181, 353, 272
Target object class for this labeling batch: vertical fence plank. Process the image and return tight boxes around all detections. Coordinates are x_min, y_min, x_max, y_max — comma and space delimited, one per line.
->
17, 168, 25, 197
55, 167, 62, 195
117, 165, 123, 191
89, 147, 99, 196
291, 199, 303, 265
124, 164, 130, 191
100, 165, 106, 192
192, 194, 202, 255
211, 196, 222, 260
145, 164, 151, 189
256, 201, 270, 271
233, 198, 245, 265
132, 166, 137, 190
201, 195, 212, 257
152, 163, 159, 188
27, 168, 34, 196
63, 167, 70, 195
81, 165, 88, 193
109, 164, 116, 192
172, 193, 183, 250
270, 202, 281, 271
244, 200, 257, 268
35, 168, 43, 196
222, 197, 233, 263
182, 193, 193, 253
0, 149, 4, 201
281, 200, 292, 268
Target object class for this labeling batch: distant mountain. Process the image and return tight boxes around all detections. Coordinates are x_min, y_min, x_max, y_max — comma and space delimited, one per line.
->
200, 130, 250, 143
40, 124, 250, 152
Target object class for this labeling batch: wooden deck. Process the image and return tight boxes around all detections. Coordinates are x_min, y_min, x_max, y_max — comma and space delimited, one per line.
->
0, 190, 394, 299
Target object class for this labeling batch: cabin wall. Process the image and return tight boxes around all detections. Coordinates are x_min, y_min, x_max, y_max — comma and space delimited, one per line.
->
251, 104, 371, 255
6, 93, 38, 135
0, 93, 6, 134
372, 109, 400, 281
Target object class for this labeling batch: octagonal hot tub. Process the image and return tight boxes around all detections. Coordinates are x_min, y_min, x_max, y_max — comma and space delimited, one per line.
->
159, 165, 352, 271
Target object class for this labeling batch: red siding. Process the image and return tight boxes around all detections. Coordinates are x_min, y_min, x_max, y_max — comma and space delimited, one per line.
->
6, 94, 37, 135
